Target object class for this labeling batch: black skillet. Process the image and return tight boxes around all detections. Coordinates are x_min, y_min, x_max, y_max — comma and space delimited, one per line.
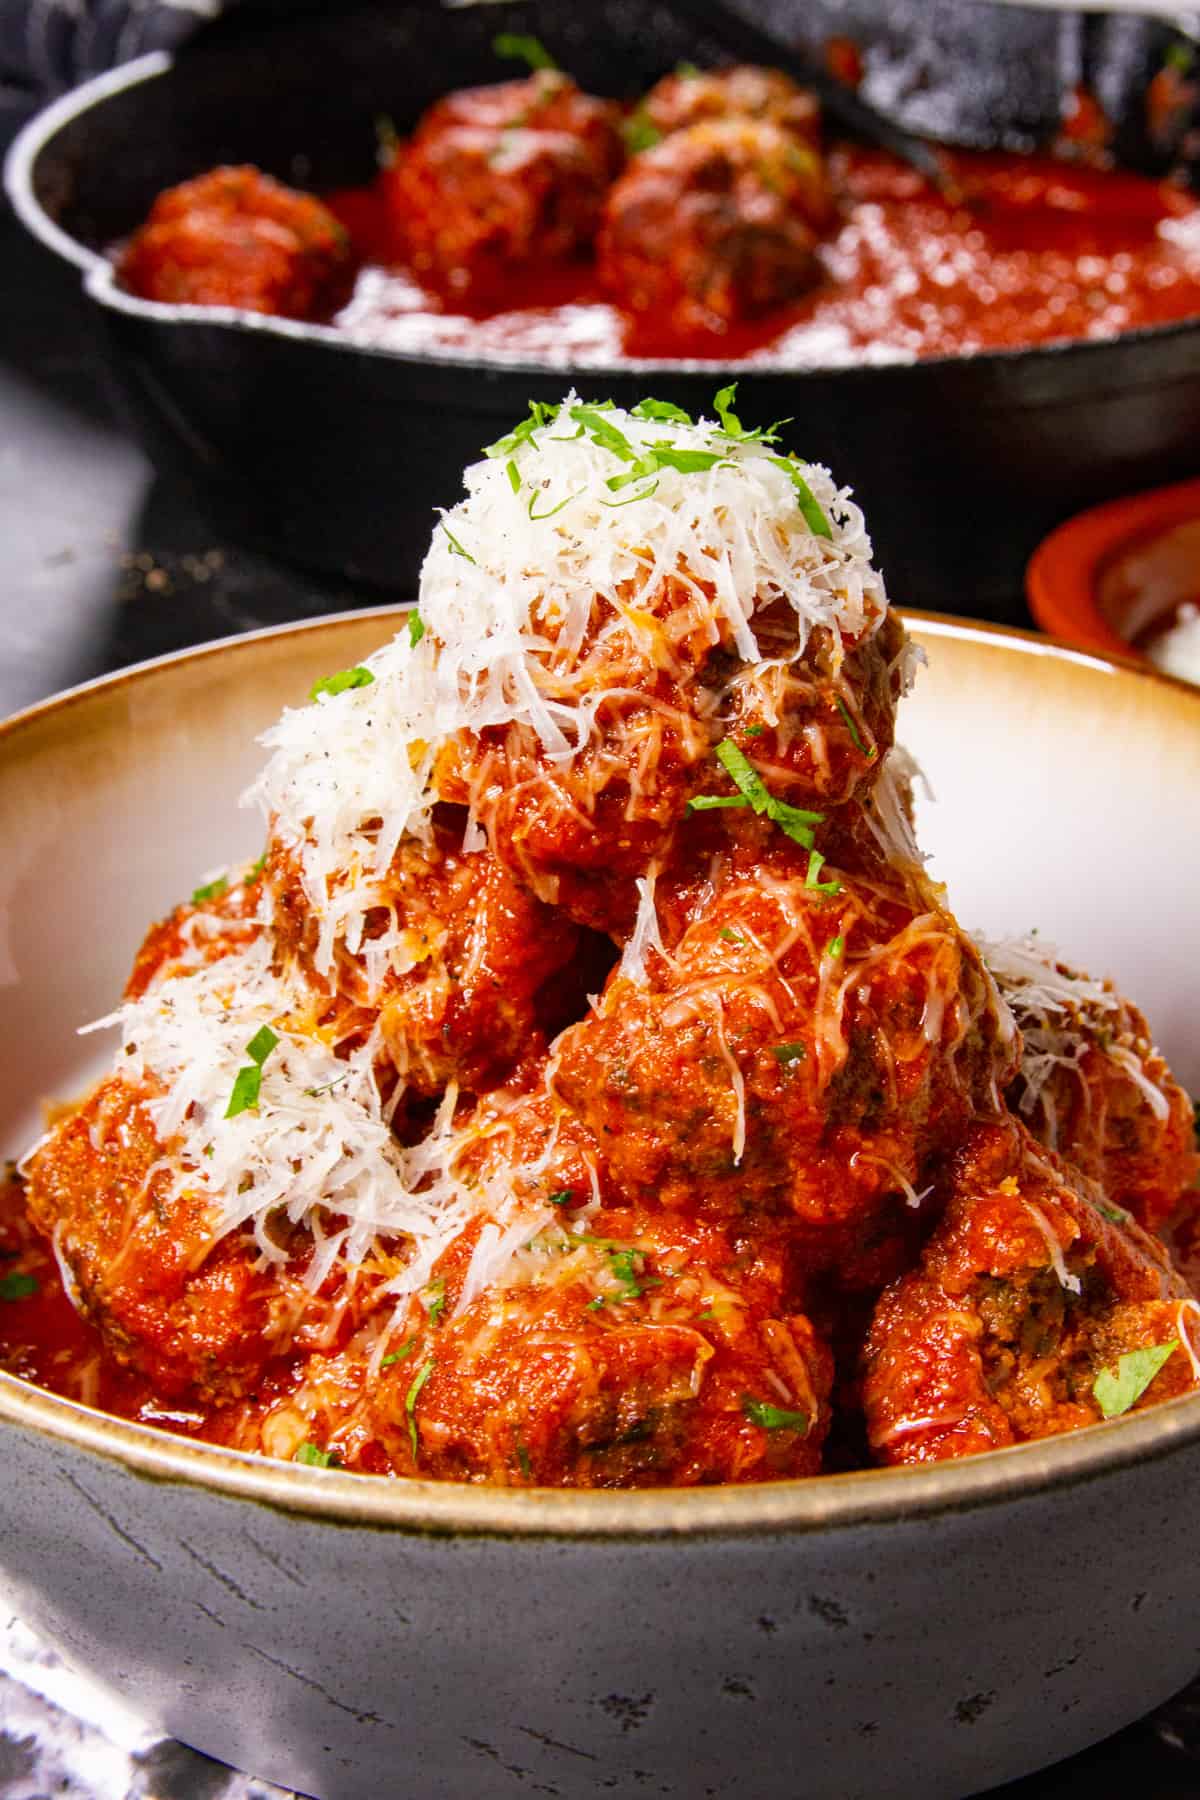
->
6, 0, 1200, 615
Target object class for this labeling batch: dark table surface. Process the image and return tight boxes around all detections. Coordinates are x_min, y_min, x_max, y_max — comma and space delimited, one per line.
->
2, 90, 1199, 1800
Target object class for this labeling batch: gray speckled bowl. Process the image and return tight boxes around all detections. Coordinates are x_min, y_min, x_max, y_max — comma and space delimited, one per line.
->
2, 611, 1199, 1800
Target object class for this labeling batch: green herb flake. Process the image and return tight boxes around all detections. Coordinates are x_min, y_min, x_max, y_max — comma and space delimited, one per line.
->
568, 403, 638, 463
741, 1395, 811, 1433
1095, 1200, 1130, 1226
835, 695, 875, 759
506, 459, 522, 494
224, 1065, 263, 1119
249, 852, 268, 880
381, 1339, 417, 1369
295, 1442, 337, 1468
0, 1272, 38, 1302
768, 455, 833, 538
483, 400, 560, 460
743, 724, 764, 737
827, 935, 845, 959
1093, 1340, 1178, 1419
245, 1025, 279, 1067
675, 61, 700, 79
713, 383, 743, 436
493, 31, 558, 71
804, 849, 841, 896
547, 1189, 574, 1207
714, 740, 824, 848
697, 1308, 718, 1321
529, 487, 581, 521
720, 927, 745, 944
687, 794, 751, 813
771, 1042, 807, 1064
406, 1356, 436, 1462
424, 1278, 447, 1325
516, 1440, 533, 1480
623, 112, 663, 154
631, 397, 692, 425
309, 665, 375, 703
407, 610, 425, 648
191, 874, 228, 905
442, 524, 476, 564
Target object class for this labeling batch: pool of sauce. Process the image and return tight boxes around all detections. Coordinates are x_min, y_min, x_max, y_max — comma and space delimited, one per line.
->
327, 144, 1200, 367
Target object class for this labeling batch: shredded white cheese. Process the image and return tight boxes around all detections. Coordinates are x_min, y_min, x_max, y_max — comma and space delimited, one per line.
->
247, 394, 887, 989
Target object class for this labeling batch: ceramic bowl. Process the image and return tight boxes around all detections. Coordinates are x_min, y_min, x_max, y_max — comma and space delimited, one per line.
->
2, 611, 1199, 1800
1026, 475, 1200, 670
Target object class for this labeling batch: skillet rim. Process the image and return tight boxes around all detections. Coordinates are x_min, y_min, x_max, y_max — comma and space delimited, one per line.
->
9, 47, 1200, 389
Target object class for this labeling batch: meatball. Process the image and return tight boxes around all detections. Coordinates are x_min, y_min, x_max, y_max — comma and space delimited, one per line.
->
116, 166, 355, 320
23, 1077, 282, 1400
367, 1199, 832, 1485
553, 845, 1015, 1262
640, 65, 821, 149
982, 936, 1198, 1231
862, 1121, 1199, 1466
385, 73, 623, 294
598, 119, 831, 333
435, 597, 903, 938
262, 822, 584, 1096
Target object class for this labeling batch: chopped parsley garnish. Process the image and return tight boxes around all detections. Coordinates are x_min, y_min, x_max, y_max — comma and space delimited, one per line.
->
547, 1189, 573, 1207
423, 1278, 447, 1325
249, 852, 268, 880
225, 1025, 279, 1118
442, 524, 476, 563
303, 1072, 350, 1098
406, 1357, 436, 1462
515, 1440, 533, 1480
1093, 1340, 1178, 1418
506, 459, 521, 494
382, 1339, 417, 1368
528, 487, 581, 520
743, 724, 764, 737
771, 1042, 807, 1064
493, 31, 558, 71
768, 455, 833, 538
741, 1395, 810, 1433
697, 1308, 718, 1321
804, 849, 841, 896
676, 60, 700, 79
407, 610, 425, 647
714, 740, 824, 848
295, 1442, 337, 1468
0, 1272, 37, 1302
309, 665, 374, 703
688, 794, 750, 812
827, 935, 845, 959
623, 112, 662, 154
191, 874, 228, 905
631, 397, 692, 425
569, 402, 637, 461
720, 927, 745, 944
835, 695, 874, 758
1095, 1200, 1130, 1226
483, 400, 560, 460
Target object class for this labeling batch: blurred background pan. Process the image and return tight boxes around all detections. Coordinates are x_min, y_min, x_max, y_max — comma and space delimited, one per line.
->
6, 0, 1200, 613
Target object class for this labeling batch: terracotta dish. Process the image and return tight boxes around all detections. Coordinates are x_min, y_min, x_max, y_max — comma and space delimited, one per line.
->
1027, 475, 1200, 678
1, 611, 1198, 1799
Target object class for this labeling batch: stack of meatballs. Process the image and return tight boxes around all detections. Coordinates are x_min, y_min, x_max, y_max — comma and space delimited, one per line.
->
21, 393, 1200, 1485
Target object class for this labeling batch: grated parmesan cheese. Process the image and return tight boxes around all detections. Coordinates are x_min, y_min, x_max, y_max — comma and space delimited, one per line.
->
247, 394, 887, 989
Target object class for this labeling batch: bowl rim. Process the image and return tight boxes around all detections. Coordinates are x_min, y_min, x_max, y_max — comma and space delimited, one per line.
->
10, 47, 1200, 385
1026, 473, 1200, 661
3, 604, 1200, 1538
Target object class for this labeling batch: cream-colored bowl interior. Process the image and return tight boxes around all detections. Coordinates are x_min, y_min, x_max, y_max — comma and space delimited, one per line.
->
1, 608, 1196, 1167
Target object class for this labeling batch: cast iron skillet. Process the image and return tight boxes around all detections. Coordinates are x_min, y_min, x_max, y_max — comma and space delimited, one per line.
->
7, 0, 1200, 611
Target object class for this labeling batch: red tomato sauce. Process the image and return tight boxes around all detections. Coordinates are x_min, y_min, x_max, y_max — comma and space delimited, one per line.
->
325, 144, 1200, 366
